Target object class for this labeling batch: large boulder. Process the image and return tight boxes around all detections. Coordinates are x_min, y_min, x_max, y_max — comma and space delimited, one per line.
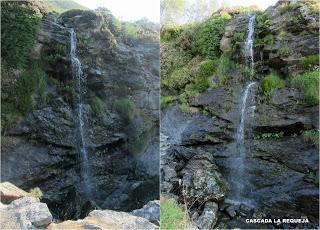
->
180, 152, 229, 204
0, 182, 30, 204
48, 209, 158, 230
0, 197, 52, 229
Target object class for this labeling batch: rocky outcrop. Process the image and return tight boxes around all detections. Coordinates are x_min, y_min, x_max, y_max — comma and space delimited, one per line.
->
255, 0, 319, 75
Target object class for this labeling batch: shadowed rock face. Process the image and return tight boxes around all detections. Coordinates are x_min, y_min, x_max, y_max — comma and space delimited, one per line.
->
2, 9, 159, 220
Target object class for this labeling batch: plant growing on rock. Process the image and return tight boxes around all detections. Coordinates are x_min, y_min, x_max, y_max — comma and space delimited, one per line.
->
302, 130, 319, 149
160, 198, 188, 230
161, 96, 176, 109
194, 16, 230, 58
114, 98, 139, 125
292, 70, 319, 106
88, 96, 106, 117
261, 74, 285, 94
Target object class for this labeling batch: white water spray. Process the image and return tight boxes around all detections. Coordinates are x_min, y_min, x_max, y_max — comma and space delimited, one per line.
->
69, 29, 92, 200
244, 14, 256, 77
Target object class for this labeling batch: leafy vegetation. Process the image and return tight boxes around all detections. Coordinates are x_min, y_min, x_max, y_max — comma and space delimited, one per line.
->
161, 96, 176, 109
164, 67, 191, 91
292, 70, 319, 106
88, 96, 106, 117
1, 1, 42, 68
194, 16, 230, 58
2, 66, 47, 129
114, 98, 139, 124
160, 199, 187, 230
261, 74, 285, 94
161, 25, 183, 42
299, 55, 319, 71
302, 130, 319, 149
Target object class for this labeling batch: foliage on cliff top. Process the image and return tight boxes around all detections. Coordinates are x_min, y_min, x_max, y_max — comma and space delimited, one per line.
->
1, 1, 42, 68
193, 15, 230, 58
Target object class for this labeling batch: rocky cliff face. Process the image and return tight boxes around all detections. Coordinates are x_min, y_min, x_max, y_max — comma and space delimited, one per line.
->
161, 1, 319, 229
2, 8, 159, 220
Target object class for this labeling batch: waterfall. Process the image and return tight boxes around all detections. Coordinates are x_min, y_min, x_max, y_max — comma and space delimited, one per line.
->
225, 14, 257, 207
69, 28, 92, 200
244, 14, 256, 77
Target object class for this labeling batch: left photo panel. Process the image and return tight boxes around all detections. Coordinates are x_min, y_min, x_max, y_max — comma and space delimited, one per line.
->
1, 0, 160, 229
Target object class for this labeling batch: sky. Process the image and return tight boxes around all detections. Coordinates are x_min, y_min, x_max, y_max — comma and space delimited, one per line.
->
74, 0, 278, 23
73, 0, 160, 22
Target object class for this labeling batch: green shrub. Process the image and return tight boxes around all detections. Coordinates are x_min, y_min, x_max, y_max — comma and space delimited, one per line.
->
215, 54, 234, 85
165, 67, 191, 91
114, 98, 138, 124
1, 2, 42, 68
160, 25, 183, 42
194, 16, 230, 58
88, 96, 106, 117
255, 34, 274, 46
160, 199, 187, 230
14, 68, 47, 114
194, 59, 216, 92
292, 70, 319, 106
299, 55, 319, 71
261, 74, 285, 94
233, 32, 245, 42
256, 12, 270, 27
161, 96, 176, 109
303, 130, 319, 149
160, 43, 192, 86
175, 26, 196, 52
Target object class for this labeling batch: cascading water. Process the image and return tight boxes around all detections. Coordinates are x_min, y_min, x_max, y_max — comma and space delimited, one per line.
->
226, 14, 257, 207
244, 14, 256, 77
69, 28, 93, 200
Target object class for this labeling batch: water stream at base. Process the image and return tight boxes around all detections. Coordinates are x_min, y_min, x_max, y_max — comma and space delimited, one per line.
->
69, 28, 93, 201
225, 13, 257, 207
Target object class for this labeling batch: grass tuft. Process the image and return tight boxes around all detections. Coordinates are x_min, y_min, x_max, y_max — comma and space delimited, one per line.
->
160, 199, 187, 230
292, 70, 319, 106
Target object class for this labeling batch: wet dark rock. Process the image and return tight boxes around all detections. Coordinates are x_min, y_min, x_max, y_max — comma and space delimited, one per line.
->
180, 152, 228, 203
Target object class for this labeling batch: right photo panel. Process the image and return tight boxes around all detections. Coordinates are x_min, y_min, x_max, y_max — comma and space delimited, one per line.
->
160, 0, 319, 229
